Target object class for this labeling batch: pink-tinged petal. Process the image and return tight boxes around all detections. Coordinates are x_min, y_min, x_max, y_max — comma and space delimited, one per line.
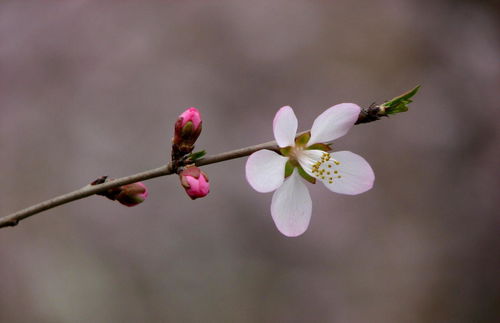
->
246, 150, 288, 193
271, 169, 312, 237
308, 103, 360, 145
273, 106, 298, 148
322, 151, 374, 195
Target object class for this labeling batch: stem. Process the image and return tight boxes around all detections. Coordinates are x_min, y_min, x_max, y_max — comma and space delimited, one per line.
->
0, 99, 405, 229
0, 140, 280, 228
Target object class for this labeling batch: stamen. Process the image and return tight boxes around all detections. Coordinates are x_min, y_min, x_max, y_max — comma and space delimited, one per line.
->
302, 151, 342, 185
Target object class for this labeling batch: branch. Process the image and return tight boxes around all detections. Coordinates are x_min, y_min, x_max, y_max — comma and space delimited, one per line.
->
0, 140, 278, 228
0, 86, 419, 229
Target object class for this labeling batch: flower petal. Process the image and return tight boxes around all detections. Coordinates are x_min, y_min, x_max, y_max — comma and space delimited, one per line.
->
322, 151, 374, 195
273, 106, 298, 148
246, 150, 288, 193
271, 169, 312, 237
308, 103, 360, 145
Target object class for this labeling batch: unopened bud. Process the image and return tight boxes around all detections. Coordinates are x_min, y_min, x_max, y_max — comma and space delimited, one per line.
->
116, 182, 149, 207
172, 107, 202, 158
179, 166, 210, 200
92, 177, 148, 207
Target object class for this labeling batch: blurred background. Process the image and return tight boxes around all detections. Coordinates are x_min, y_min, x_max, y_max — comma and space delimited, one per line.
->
0, 1, 499, 322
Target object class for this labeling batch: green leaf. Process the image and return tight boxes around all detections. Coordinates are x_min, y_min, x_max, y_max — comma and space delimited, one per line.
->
382, 85, 420, 115
188, 150, 206, 161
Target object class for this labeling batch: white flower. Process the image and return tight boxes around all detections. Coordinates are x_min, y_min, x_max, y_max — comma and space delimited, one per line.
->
245, 104, 375, 237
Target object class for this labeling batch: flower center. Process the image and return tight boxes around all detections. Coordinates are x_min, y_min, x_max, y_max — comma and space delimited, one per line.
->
298, 150, 342, 184
288, 145, 302, 161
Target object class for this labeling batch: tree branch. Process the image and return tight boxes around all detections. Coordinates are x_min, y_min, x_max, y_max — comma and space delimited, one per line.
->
0, 139, 279, 228
0, 89, 418, 229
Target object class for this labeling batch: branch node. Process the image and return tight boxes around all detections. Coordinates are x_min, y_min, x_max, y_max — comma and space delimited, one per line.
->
6, 219, 19, 227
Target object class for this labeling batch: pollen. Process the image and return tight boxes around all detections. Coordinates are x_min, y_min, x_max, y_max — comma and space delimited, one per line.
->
309, 152, 342, 184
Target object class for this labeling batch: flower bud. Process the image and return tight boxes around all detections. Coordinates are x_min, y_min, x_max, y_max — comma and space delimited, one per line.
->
179, 166, 210, 200
92, 177, 148, 207
172, 107, 202, 158
116, 182, 149, 207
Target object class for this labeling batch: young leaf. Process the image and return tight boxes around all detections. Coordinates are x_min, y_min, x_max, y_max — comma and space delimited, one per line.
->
382, 85, 420, 115
188, 150, 206, 161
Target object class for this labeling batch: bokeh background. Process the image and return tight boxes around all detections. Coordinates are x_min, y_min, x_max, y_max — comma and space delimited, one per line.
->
1, 1, 499, 322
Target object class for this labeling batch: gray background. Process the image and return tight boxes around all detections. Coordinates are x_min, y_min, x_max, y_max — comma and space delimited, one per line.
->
1, 1, 499, 322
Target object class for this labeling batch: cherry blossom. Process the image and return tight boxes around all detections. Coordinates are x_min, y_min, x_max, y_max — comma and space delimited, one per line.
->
246, 104, 374, 237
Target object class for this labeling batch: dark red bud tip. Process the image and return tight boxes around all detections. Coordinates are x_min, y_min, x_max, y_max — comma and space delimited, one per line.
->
91, 176, 109, 186
91, 176, 121, 200
116, 182, 149, 207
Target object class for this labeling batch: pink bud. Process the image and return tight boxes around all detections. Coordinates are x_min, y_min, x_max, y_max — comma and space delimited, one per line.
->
172, 107, 203, 158
179, 166, 210, 200
179, 107, 202, 129
116, 182, 149, 207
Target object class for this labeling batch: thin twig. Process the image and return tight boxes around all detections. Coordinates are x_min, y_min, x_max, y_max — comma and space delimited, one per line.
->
0, 101, 397, 229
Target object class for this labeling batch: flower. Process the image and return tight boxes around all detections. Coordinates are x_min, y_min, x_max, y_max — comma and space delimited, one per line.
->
245, 104, 374, 237
179, 165, 210, 200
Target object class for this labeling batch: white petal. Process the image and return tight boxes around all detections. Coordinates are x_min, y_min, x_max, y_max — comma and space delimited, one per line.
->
308, 103, 360, 145
246, 150, 288, 193
273, 106, 298, 148
271, 169, 312, 237
322, 151, 374, 195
